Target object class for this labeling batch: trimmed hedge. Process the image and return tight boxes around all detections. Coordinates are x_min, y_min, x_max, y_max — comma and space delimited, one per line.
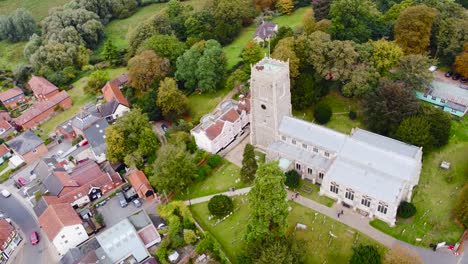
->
397, 201, 416, 219
207, 154, 223, 168
285, 170, 301, 188
314, 102, 332, 124
208, 195, 233, 217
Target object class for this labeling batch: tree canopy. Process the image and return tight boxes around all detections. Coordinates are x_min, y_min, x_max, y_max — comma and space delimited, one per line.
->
128, 50, 170, 91
394, 54, 435, 90
0, 8, 36, 42
240, 143, 258, 183
84, 70, 109, 94
156, 77, 188, 118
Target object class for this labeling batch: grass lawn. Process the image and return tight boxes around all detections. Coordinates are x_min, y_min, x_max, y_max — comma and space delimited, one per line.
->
0, 162, 9, 173
293, 89, 364, 134
294, 180, 335, 208
0, 0, 70, 21
178, 161, 248, 200
191, 197, 385, 263
224, 7, 310, 69
371, 116, 468, 246
187, 87, 231, 123
39, 67, 127, 136
0, 41, 27, 70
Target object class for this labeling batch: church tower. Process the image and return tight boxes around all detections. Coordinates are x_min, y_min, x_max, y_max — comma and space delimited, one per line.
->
249, 57, 292, 150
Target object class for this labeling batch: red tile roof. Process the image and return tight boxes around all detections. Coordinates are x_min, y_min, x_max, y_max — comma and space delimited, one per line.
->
101, 81, 129, 107
38, 203, 82, 240
0, 87, 23, 102
205, 120, 225, 140
70, 160, 105, 185
42, 195, 63, 205
127, 170, 154, 199
220, 108, 240, 123
14, 91, 70, 126
137, 224, 159, 246
0, 144, 10, 157
53, 170, 79, 188
0, 119, 12, 131
0, 219, 14, 243
28, 76, 58, 97
0, 111, 11, 122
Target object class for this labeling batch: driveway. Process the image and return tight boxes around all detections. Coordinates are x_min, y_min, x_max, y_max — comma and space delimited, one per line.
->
97, 196, 159, 228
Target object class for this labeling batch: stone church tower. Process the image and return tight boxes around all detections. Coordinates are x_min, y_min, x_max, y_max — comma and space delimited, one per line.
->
249, 57, 292, 150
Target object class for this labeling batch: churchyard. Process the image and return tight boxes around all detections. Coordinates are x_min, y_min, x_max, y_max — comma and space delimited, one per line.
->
191, 196, 385, 263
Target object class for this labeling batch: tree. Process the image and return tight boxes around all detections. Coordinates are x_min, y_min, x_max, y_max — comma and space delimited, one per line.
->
435, 18, 468, 65
382, 0, 414, 24
363, 81, 419, 135
350, 245, 382, 264
314, 102, 332, 124
0, 8, 36, 42
66, 0, 112, 23
394, 116, 433, 149
270, 26, 294, 50
102, 40, 119, 65
276, 0, 294, 15
207, 154, 223, 168
285, 170, 300, 188
454, 43, 468, 78
185, 10, 216, 42
141, 34, 186, 65
371, 39, 404, 74
272, 37, 300, 80
245, 236, 306, 264
156, 77, 188, 117
226, 69, 250, 91
241, 41, 263, 73
397, 201, 417, 218
245, 162, 288, 244
84, 70, 109, 94
208, 195, 234, 217
240, 144, 258, 183
128, 50, 170, 91
30, 42, 87, 72
302, 9, 316, 35
151, 144, 197, 194
329, 0, 381, 43
126, 13, 172, 56
211, 0, 254, 44
394, 54, 435, 90
108, 0, 139, 19
184, 229, 197, 244
419, 105, 451, 148
384, 244, 423, 264
254, 0, 275, 11
292, 72, 322, 110
342, 64, 380, 97
23, 34, 42, 60
454, 184, 468, 228
312, 0, 332, 20
137, 89, 163, 121
315, 19, 332, 33
394, 5, 438, 54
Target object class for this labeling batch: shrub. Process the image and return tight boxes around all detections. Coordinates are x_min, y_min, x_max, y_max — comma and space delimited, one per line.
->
196, 164, 212, 181
207, 154, 223, 168
313, 102, 332, 124
184, 229, 197, 244
397, 201, 416, 219
350, 245, 382, 264
285, 170, 301, 188
34, 191, 43, 201
95, 213, 104, 226
454, 184, 468, 228
208, 195, 233, 217
349, 110, 357, 120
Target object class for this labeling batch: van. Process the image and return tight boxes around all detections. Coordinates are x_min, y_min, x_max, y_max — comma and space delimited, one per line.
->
1, 190, 11, 198
117, 193, 128, 208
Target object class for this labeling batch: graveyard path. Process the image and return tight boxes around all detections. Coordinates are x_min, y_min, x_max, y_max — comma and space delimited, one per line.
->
187, 188, 462, 264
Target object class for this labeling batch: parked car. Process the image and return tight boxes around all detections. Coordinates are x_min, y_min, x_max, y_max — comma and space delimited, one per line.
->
117, 193, 128, 208
461, 77, 468, 84
17, 177, 28, 186
132, 198, 142, 208
13, 181, 22, 189
1, 190, 11, 198
452, 73, 461, 80
445, 71, 453, 78
79, 140, 89, 147
161, 123, 169, 132
30, 231, 39, 245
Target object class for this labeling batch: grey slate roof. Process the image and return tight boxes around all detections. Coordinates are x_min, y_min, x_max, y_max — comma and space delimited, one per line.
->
269, 141, 333, 170
83, 118, 109, 157
42, 170, 64, 196
72, 112, 101, 131
430, 80, 468, 106
60, 247, 83, 264
97, 100, 119, 118
33, 196, 49, 217
446, 101, 467, 112
6, 130, 44, 155
254, 21, 277, 40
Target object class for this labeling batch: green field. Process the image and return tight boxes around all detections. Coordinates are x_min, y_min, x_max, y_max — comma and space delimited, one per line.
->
0, 41, 27, 70
295, 180, 335, 207
0, 0, 70, 21
187, 87, 232, 123
191, 198, 385, 263
223, 7, 310, 69
39, 67, 127, 136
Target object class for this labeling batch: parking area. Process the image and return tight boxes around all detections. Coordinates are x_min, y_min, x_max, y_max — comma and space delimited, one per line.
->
97, 195, 159, 227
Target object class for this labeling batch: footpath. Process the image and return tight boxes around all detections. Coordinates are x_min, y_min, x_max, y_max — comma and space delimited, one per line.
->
187, 187, 462, 264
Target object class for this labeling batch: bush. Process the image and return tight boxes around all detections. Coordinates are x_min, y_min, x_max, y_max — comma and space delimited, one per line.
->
454, 184, 468, 228
285, 170, 301, 188
397, 201, 416, 219
207, 154, 223, 168
349, 110, 357, 120
350, 245, 382, 264
195, 164, 212, 181
95, 213, 104, 226
34, 191, 43, 201
184, 229, 197, 244
208, 195, 233, 217
313, 102, 332, 124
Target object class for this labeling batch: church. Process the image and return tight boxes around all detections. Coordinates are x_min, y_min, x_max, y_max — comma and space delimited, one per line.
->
250, 57, 422, 226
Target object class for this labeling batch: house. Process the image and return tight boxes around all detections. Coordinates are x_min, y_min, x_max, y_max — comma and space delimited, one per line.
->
253, 21, 278, 43
0, 111, 11, 122
415, 80, 468, 117
0, 87, 25, 109
0, 145, 12, 165
101, 81, 129, 107
83, 119, 109, 163
97, 100, 129, 122
0, 119, 14, 139
127, 170, 155, 201
6, 130, 47, 164
28, 76, 59, 101
249, 58, 422, 226
38, 203, 89, 255
0, 219, 22, 263
191, 96, 250, 153
14, 91, 72, 129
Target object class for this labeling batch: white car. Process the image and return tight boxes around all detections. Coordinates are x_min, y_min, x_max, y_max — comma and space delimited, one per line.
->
1, 189, 11, 198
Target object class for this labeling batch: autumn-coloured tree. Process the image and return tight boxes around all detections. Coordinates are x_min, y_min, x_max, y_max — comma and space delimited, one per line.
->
276, 0, 294, 15
241, 41, 263, 73
128, 50, 170, 91
156, 77, 188, 117
454, 43, 468, 78
371, 39, 404, 74
254, 0, 276, 11
302, 9, 316, 35
272, 37, 300, 79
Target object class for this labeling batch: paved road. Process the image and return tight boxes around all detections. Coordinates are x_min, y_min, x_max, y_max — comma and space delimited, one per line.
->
0, 195, 52, 264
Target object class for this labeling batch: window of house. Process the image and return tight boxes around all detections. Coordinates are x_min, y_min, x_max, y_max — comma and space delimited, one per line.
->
307, 168, 313, 175
32, 149, 37, 153
324, 152, 330, 157
319, 172, 324, 179
431, 96, 436, 100
313, 147, 318, 153
345, 189, 354, 200
440, 99, 446, 103
302, 143, 307, 149
330, 182, 339, 194
292, 139, 296, 145
423, 94, 428, 98
295, 163, 301, 171
281, 135, 286, 141
378, 203, 388, 214
361, 196, 371, 207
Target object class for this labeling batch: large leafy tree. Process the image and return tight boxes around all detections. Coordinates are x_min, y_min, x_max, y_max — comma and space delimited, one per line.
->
454, 43, 468, 78
184, 10, 216, 43
141, 34, 186, 65
382, 0, 414, 24
292, 72, 322, 110
66, 0, 112, 22
363, 81, 419, 135
105, 109, 159, 163
151, 144, 197, 194
211, 0, 255, 44
241, 41, 263, 73
394, 54, 435, 90
312, 0, 332, 20
371, 39, 404, 74
302, 9, 317, 35
394, 116, 434, 149
342, 64, 380, 97
240, 144, 258, 183
454, 184, 468, 228
276, 0, 294, 15
102, 40, 120, 65
245, 236, 306, 264
128, 50, 170, 91
126, 13, 172, 56
435, 18, 468, 65
272, 37, 300, 79
84, 70, 109, 94
0, 8, 36, 42
394, 5, 438, 54
245, 162, 289, 244
156, 77, 188, 117
419, 106, 451, 148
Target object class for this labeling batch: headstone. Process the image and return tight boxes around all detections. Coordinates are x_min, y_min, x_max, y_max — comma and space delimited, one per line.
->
416, 238, 422, 242
296, 223, 307, 230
